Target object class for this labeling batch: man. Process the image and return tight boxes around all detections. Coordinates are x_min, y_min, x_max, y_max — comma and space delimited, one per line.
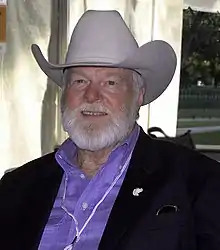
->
0, 10, 220, 250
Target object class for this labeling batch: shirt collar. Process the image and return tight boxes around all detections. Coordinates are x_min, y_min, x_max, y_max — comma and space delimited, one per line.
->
55, 123, 140, 174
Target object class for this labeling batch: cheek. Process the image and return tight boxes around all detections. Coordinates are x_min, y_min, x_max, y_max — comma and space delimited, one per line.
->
103, 94, 122, 110
64, 89, 83, 109
106, 91, 134, 109
106, 98, 129, 115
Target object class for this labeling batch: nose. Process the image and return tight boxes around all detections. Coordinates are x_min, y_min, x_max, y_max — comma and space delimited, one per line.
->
84, 83, 101, 103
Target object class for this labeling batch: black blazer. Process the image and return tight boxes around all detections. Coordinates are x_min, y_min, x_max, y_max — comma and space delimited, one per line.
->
1, 129, 220, 250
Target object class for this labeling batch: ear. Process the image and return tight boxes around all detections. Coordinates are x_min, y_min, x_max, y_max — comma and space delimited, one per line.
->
138, 87, 145, 106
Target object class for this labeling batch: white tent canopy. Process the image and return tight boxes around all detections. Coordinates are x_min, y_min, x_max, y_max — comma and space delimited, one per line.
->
184, 0, 220, 12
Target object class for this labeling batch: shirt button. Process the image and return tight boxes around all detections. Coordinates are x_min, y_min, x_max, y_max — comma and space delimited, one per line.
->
58, 155, 62, 159
80, 174, 85, 179
82, 202, 88, 210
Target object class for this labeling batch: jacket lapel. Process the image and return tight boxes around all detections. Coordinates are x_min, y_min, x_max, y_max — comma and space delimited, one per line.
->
28, 158, 64, 249
99, 129, 165, 250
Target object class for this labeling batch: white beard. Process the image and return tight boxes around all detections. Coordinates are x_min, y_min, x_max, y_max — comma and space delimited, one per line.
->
62, 102, 138, 151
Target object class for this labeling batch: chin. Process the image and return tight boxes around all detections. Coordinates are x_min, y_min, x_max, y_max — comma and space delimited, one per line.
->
66, 118, 127, 151
81, 120, 109, 132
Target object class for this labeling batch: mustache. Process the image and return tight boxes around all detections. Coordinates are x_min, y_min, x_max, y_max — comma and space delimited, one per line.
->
78, 103, 110, 114
62, 104, 111, 130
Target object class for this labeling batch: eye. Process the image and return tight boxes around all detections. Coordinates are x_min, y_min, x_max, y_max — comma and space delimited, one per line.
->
106, 80, 117, 86
74, 79, 88, 84
69, 79, 90, 89
67, 78, 89, 90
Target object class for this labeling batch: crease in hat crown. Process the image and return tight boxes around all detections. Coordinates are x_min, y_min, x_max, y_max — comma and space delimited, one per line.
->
31, 9, 177, 106
65, 10, 139, 65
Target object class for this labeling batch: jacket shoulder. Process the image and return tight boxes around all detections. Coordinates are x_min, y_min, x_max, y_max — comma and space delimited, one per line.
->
152, 133, 220, 174
139, 129, 220, 194
0, 152, 61, 189
152, 135, 220, 198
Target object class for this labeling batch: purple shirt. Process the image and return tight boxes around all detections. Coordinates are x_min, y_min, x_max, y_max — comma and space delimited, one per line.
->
39, 125, 140, 250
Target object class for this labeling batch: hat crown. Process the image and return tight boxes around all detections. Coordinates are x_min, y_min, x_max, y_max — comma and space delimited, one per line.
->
65, 10, 138, 65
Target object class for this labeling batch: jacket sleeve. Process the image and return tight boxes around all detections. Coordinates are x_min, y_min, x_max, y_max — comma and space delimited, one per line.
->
193, 155, 220, 249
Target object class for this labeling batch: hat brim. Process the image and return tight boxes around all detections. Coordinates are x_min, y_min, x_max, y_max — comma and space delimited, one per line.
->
31, 40, 176, 105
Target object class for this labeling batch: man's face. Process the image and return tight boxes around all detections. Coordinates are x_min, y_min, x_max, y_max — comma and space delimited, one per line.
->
61, 66, 144, 151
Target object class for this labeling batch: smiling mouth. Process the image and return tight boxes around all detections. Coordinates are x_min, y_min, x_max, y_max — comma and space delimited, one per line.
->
81, 111, 108, 116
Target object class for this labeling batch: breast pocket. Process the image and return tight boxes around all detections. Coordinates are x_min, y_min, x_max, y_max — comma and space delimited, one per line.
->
134, 210, 187, 250
124, 212, 188, 250
145, 205, 186, 231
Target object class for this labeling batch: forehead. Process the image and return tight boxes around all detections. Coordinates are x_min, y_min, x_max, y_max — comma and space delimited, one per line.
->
65, 66, 133, 78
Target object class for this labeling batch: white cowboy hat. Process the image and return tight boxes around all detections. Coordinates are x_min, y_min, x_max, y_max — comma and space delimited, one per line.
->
31, 10, 177, 105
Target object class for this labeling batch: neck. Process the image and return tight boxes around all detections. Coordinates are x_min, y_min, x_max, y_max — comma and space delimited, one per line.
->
76, 124, 136, 177
76, 146, 115, 177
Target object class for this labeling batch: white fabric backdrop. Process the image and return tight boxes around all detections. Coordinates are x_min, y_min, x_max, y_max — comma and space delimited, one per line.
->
0, 0, 52, 176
